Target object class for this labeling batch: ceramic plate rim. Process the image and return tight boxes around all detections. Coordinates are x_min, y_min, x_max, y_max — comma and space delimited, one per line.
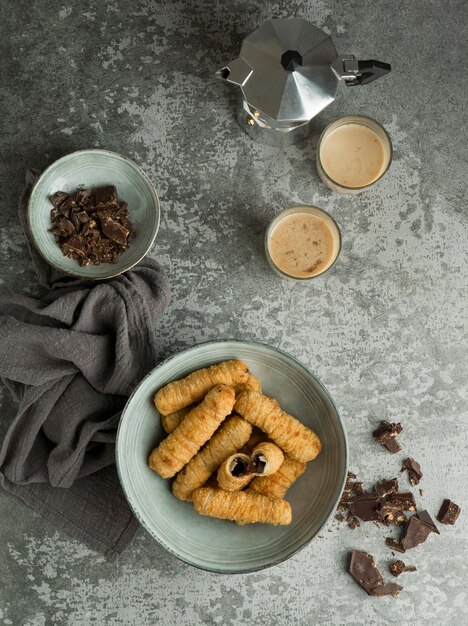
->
116, 339, 349, 574
27, 148, 160, 280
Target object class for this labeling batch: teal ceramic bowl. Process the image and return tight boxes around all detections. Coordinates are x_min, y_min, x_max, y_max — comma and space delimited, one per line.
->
117, 340, 348, 573
28, 149, 160, 279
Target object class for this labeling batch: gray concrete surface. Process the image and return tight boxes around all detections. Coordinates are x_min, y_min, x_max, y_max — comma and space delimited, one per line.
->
1, 1, 467, 624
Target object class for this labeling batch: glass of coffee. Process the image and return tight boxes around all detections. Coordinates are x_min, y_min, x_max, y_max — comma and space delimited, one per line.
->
316, 115, 392, 194
265, 205, 341, 280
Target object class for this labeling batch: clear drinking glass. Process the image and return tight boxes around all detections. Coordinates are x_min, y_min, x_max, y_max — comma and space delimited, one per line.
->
316, 115, 393, 194
265, 205, 342, 281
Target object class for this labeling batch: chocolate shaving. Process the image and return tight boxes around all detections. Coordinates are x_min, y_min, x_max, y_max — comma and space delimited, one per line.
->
401, 458, 423, 485
349, 550, 403, 597
49, 186, 135, 267
372, 421, 403, 453
390, 560, 417, 577
437, 499, 461, 525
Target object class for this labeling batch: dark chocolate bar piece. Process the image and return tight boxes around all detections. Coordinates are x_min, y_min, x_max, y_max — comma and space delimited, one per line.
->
400, 515, 433, 550
373, 421, 403, 453
49, 186, 134, 267
349, 550, 403, 597
401, 458, 423, 485
437, 499, 461, 525
390, 560, 417, 577
416, 510, 440, 534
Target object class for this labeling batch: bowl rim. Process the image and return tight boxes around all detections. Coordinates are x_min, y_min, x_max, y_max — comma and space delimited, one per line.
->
27, 148, 161, 280
116, 338, 349, 574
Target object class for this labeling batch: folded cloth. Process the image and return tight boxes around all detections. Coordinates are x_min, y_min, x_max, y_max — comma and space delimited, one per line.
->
0, 170, 171, 560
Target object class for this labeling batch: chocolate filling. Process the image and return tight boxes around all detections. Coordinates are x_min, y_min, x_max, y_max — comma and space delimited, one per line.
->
230, 457, 249, 477
247, 454, 266, 474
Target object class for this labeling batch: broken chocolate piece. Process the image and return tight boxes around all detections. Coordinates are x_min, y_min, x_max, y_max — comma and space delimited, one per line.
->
349, 495, 381, 521
94, 185, 117, 204
101, 217, 129, 246
75, 190, 92, 206
50, 191, 69, 208
390, 560, 417, 577
373, 421, 403, 453
370, 583, 403, 597
335, 512, 345, 522
349, 550, 383, 594
349, 550, 403, 597
347, 512, 361, 529
416, 510, 440, 534
401, 458, 423, 485
437, 499, 461, 525
62, 234, 87, 257
76, 211, 90, 224
383, 492, 416, 512
385, 537, 406, 553
373, 478, 399, 499
49, 186, 135, 267
400, 515, 433, 550
351, 482, 365, 496
378, 508, 407, 527
54, 216, 76, 237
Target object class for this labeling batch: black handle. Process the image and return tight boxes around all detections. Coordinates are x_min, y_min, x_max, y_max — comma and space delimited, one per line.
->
347, 60, 391, 86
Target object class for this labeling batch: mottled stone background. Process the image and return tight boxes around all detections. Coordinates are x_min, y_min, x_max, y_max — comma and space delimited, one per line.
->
1, 0, 467, 624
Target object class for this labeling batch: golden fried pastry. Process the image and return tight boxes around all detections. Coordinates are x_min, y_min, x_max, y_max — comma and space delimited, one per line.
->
161, 405, 193, 434
249, 442, 284, 476
248, 454, 307, 499
217, 453, 254, 491
234, 374, 262, 396
172, 415, 252, 501
192, 487, 292, 525
239, 428, 268, 455
149, 385, 235, 478
235, 390, 321, 463
154, 360, 249, 415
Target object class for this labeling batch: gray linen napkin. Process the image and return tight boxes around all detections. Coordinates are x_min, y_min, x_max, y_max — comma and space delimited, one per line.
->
0, 169, 171, 559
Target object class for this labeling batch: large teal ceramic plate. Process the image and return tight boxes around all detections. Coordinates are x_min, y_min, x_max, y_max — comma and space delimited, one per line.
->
116, 340, 348, 573
28, 149, 160, 279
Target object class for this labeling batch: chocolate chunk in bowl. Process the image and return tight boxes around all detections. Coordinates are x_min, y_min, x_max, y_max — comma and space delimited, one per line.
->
49, 186, 135, 267
27, 149, 160, 279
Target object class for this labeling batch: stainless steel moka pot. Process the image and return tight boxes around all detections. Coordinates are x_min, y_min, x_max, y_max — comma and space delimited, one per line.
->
216, 18, 391, 146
